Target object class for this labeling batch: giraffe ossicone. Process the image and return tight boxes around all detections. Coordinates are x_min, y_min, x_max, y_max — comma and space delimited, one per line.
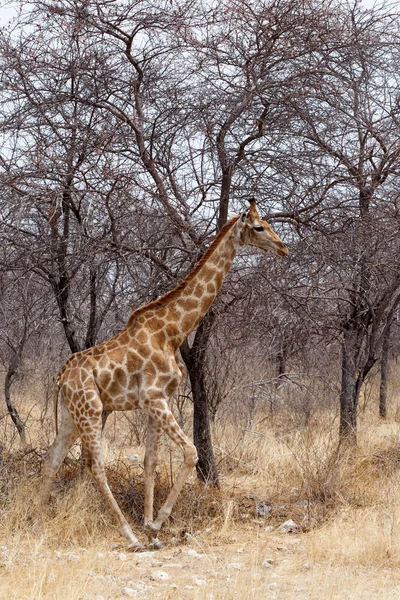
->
40, 199, 288, 550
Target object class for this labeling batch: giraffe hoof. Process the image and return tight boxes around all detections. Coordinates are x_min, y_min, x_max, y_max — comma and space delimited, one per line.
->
127, 541, 146, 552
145, 521, 160, 535
147, 538, 163, 551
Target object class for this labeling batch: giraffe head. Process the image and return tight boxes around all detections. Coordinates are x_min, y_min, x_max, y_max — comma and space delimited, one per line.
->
239, 199, 288, 257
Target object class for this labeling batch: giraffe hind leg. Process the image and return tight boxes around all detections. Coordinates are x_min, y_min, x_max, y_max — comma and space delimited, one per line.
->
73, 387, 145, 550
40, 401, 79, 506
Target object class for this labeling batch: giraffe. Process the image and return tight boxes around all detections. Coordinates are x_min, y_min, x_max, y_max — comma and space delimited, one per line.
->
40, 199, 288, 550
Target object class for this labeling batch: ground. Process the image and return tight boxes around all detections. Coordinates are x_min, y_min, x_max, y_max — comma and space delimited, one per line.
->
2, 523, 400, 600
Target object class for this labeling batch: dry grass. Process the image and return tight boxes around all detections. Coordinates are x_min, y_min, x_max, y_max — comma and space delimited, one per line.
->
2, 366, 400, 598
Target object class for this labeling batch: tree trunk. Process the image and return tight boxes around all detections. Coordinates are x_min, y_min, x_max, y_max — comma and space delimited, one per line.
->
339, 329, 362, 443
4, 358, 27, 446
379, 320, 392, 419
181, 312, 220, 488
275, 350, 287, 389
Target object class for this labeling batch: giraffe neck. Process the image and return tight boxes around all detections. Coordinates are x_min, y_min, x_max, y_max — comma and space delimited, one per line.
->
129, 217, 241, 348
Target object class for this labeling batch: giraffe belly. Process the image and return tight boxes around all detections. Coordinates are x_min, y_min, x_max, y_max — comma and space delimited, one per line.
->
101, 391, 140, 412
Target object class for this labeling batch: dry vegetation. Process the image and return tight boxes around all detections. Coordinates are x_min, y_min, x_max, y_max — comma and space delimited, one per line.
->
1, 364, 400, 599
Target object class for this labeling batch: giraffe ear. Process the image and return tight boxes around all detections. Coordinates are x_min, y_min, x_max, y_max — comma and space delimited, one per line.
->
241, 211, 247, 223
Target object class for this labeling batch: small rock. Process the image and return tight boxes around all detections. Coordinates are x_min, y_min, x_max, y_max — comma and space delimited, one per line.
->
236, 548, 244, 553
264, 526, 274, 533
67, 553, 80, 561
245, 493, 258, 500
256, 501, 272, 518
228, 562, 242, 570
96, 552, 105, 559
126, 454, 139, 462
185, 586, 195, 590
119, 553, 127, 561
277, 519, 300, 534
193, 577, 207, 586
186, 549, 204, 558
171, 537, 179, 546
183, 532, 195, 543
53, 551, 62, 559
268, 582, 279, 590
122, 588, 137, 597
262, 558, 274, 568
151, 570, 170, 582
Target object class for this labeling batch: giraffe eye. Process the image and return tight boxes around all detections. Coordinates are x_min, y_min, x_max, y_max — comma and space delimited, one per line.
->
253, 225, 264, 232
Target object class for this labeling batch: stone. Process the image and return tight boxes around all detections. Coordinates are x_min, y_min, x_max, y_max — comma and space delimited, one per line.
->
67, 553, 80, 561
262, 558, 274, 568
193, 577, 207, 586
277, 519, 300, 534
186, 549, 205, 558
228, 562, 242, 570
150, 570, 170, 582
256, 501, 272, 518
126, 454, 139, 462
122, 588, 137, 597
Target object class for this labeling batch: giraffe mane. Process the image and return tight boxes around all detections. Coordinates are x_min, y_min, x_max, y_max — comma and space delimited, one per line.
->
129, 216, 240, 322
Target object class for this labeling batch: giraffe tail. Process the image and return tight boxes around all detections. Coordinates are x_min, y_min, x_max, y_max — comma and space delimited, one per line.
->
53, 383, 61, 436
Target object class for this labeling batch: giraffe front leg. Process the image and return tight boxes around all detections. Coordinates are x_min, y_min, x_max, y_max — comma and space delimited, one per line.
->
144, 416, 163, 549
142, 397, 198, 538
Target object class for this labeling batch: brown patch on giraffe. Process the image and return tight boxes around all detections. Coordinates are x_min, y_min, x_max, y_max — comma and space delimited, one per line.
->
117, 330, 130, 345
155, 374, 173, 389
151, 330, 167, 347
166, 305, 181, 322
147, 316, 164, 332
201, 296, 213, 314
108, 347, 126, 364
114, 367, 127, 387
152, 352, 170, 373
138, 344, 152, 359
177, 297, 198, 311
136, 329, 149, 345
215, 271, 223, 287
200, 266, 215, 283
126, 350, 143, 372
165, 378, 179, 396
165, 323, 179, 338
108, 380, 124, 397
98, 370, 112, 390
181, 312, 198, 333
193, 283, 205, 297
207, 282, 216, 294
